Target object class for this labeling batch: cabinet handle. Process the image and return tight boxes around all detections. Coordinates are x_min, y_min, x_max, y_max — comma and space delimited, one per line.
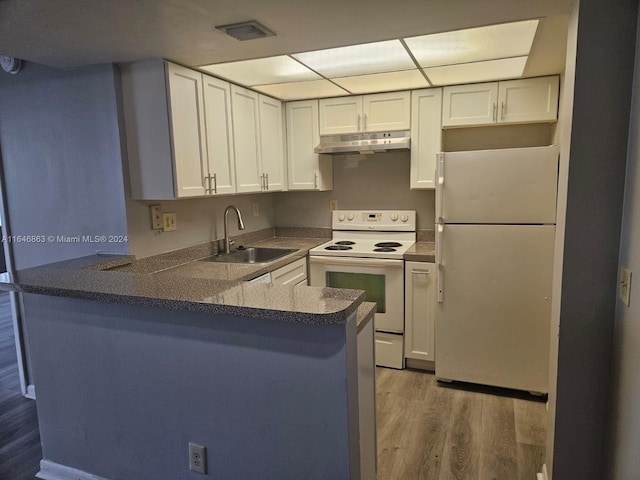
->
412, 271, 430, 276
500, 101, 506, 121
364, 113, 367, 131
314, 172, 318, 189
357, 114, 361, 132
212, 173, 217, 194
265, 173, 269, 190
492, 102, 497, 122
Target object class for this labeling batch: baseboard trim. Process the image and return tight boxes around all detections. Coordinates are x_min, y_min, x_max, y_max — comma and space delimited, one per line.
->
537, 463, 549, 480
25, 383, 36, 400
405, 358, 435, 371
37, 460, 109, 480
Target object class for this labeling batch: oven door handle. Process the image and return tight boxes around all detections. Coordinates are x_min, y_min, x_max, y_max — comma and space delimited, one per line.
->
309, 256, 404, 268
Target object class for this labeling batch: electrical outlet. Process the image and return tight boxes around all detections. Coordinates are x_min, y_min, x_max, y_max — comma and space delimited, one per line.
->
163, 213, 177, 232
619, 267, 632, 306
330, 200, 338, 212
253, 202, 259, 216
188, 442, 207, 474
150, 205, 163, 230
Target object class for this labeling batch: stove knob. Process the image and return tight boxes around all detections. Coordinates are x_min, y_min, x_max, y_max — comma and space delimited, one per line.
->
347, 213, 355, 221
338, 214, 345, 222
390, 214, 399, 222
400, 214, 409, 222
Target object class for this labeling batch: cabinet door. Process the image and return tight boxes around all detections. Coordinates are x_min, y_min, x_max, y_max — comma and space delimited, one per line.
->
286, 100, 332, 191
258, 94, 285, 191
202, 75, 236, 195
410, 88, 442, 189
442, 82, 498, 127
363, 91, 411, 132
319, 96, 363, 135
165, 63, 208, 197
405, 262, 436, 362
498, 76, 559, 124
231, 85, 262, 193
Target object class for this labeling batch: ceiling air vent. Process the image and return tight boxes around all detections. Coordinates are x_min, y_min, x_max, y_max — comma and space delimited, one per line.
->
215, 21, 276, 41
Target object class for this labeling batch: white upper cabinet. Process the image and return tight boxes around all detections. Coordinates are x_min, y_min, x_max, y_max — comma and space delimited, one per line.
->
231, 85, 263, 193
202, 74, 236, 195
286, 100, 333, 191
410, 88, 442, 189
442, 76, 559, 128
121, 59, 211, 200
166, 63, 209, 198
442, 82, 498, 127
319, 96, 363, 135
497, 76, 560, 124
319, 92, 410, 135
363, 91, 411, 132
258, 94, 285, 192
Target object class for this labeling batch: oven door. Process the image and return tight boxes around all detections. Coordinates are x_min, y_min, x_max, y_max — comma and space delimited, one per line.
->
309, 256, 404, 333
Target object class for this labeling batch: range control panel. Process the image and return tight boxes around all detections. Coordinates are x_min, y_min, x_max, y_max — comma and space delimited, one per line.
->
332, 210, 416, 231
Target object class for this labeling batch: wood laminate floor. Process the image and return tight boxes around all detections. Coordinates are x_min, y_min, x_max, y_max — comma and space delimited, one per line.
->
0, 293, 42, 480
376, 367, 547, 480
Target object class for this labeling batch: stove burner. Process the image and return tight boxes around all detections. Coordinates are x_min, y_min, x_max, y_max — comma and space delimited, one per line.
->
375, 242, 403, 248
374, 247, 397, 252
325, 245, 353, 251
335, 241, 356, 245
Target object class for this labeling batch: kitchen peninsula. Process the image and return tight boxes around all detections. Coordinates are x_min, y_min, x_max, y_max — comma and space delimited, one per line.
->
0, 234, 377, 480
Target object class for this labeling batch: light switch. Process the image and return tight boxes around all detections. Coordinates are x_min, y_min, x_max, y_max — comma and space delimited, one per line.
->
163, 213, 177, 232
619, 267, 632, 306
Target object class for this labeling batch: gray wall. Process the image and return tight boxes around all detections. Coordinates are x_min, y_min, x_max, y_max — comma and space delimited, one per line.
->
551, 0, 638, 478
608, 11, 640, 478
273, 152, 435, 230
125, 194, 275, 258
0, 62, 129, 269
27, 294, 356, 480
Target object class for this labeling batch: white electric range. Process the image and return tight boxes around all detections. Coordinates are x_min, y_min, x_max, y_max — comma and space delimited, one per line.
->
309, 210, 416, 369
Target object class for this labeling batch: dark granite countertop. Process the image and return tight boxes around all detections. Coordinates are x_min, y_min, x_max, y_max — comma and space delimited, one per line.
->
356, 302, 376, 332
404, 241, 436, 263
0, 236, 365, 325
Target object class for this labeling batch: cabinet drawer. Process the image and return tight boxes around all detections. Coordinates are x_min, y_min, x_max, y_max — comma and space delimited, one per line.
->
271, 257, 307, 285
375, 332, 404, 369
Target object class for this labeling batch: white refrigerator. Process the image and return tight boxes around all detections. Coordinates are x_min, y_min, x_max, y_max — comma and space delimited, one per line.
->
435, 145, 559, 394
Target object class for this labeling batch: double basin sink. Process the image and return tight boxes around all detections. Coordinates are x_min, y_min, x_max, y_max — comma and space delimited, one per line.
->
201, 247, 296, 265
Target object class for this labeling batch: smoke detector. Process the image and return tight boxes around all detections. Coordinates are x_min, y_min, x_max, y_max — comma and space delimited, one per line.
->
215, 21, 276, 41
0, 56, 21, 74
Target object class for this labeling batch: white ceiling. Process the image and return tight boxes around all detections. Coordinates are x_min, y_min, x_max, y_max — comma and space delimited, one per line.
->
0, 1, 570, 86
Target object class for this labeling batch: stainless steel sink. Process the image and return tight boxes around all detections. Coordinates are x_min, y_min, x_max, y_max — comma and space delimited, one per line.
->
201, 247, 297, 264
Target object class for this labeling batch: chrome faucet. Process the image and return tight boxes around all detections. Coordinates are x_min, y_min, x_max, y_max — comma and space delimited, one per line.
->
223, 205, 245, 254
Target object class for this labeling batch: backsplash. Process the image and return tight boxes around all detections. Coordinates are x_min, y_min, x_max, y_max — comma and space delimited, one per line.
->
273, 152, 435, 230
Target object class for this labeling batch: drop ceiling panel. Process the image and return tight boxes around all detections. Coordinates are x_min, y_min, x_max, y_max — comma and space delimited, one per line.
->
424, 57, 528, 86
332, 70, 429, 94
405, 20, 539, 68
253, 80, 348, 101
200, 55, 319, 86
292, 40, 415, 78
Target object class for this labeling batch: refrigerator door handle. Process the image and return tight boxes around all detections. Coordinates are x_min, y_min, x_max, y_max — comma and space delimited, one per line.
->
436, 153, 445, 223
436, 223, 444, 303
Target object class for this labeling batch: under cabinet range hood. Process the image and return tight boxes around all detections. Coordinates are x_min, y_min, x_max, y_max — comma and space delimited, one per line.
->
314, 130, 410, 155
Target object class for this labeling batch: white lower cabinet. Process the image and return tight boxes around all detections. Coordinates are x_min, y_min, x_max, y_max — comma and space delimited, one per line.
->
404, 261, 436, 362
271, 257, 307, 286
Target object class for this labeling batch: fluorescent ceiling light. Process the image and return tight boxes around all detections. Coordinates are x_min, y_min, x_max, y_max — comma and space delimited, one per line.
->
253, 80, 348, 101
292, 40, 415, 78
200, 55, 319, 86
405, 20, 539, 68
333, 70, 428, 94
424, 56, 528, 86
